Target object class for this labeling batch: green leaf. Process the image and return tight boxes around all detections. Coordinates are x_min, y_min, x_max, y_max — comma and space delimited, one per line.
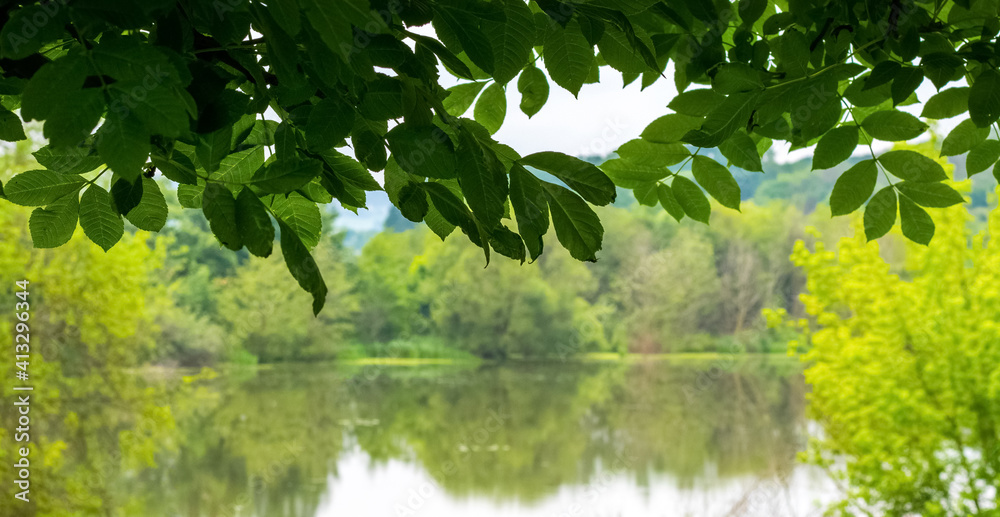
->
411, 33, 475, 80
197, 126, 234, 173
616, 140, 690, 169
772, 29, 809, 78
4, 169, 86, 207
396, 182, 429, 223
921, 52, 962, 89
306, 97, 355, 151
921, 87, 969, 119
79, 185, 124, 252
718, 131, 763, 172
488, 225, 526, 263
863, 186, 897, 241
435, 4, 497, 74
813, 126, 859, 170
386, 124, 458, 179
691, 156, 741, 210
273, 121, 296, 162
486, 0, 535, 85
111, 176, 144, 215
668, 89, 726, 117
683, 90, 762, 147
270, 192, 322, 249
33, 144, 103, 175
966, 140, 1000, 176
878, 150, 947, 182
940, 119, 990, 157
278, 218, 328, 316
91, 35, 182, 84
518, 66, 549, 118
42, 88, 105, 148
456, 130, 508, 228
633, 182, 659, 206
0, 107, 25, 142
29, 195, 79, 248
151, 153, 198, 185
0, 4, 68, 59
353, 116, 389, 171
110, 85, 188, 138
860, 110, 927, 141
443, 82, 487, 117
202, 182, 243, 250
596, 25, 651, 75
520, 151, 616, 206
251, 157, 323, 194
509, 164, 549, 261
474, 82, 507, 134
861, 61, 900, 91
301, 0, 375, 61
177, 184, 204, 209
424, 203, 457, 240
890, 67, 923, 106
97, 114, 150, 182
898, 196, 934, 245
895, 181, 965, 208
125, 177, 168, 232
969, 69, 1000, 128
540, 181, 603, 262
212, 146, 266, 185
641, 114, 704, 143
671, 175, 711, 223
423, 181, 483, 247
543, 18, 594, 97
359, 78, 406, 120
738, 0, 767, 24
830, 159, 878, 216
656, 183, 685, 222
321, 149, 383, 191
20, 55, 91, 122
711, 63, 764, 95
236, 188, 274, 258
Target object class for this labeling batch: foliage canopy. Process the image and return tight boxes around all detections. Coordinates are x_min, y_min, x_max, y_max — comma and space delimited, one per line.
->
0, 0, 998, 311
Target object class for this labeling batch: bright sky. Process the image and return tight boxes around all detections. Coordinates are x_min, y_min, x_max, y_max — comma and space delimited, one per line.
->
483, 66, 957, 164
488, 67, 678, 158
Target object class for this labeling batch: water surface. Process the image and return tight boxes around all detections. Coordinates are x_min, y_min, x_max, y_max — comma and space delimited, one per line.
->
86, 358, 837, 516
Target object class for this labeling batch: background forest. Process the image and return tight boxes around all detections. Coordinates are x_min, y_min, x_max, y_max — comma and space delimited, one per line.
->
3, 134, 997, 367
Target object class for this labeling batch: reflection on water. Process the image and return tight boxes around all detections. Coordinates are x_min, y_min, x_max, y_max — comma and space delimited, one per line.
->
18, 359, 837, 516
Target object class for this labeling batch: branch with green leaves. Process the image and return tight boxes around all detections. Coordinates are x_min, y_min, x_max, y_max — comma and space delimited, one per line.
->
0, 0, 997, 312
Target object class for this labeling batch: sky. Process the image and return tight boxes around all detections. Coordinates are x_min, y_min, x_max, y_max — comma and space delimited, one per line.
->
333, 28, 971, 232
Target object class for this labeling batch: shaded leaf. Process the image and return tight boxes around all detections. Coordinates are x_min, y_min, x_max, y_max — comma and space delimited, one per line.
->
125, 177, 168, 232
4, 169, 86, 207
861, 110, 927, 141
691, 156, 741, 210
898, 195, 934, 245
279, 218, 328, 315
671, 175, 711, 223
520, 151, 616, 206
202, 182, 243, 250
509, 164, 549, 260
79, 184, 124, 252
540, 181, 603, 262
879, 150, 948, 182
813, 126, 859, 170
896, 181, 965, 208
830, 159, 877, 216
863, 186, 897, 241
236, 188, 275, 258
29, 194, 79, 248
518, 65, 549, 118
